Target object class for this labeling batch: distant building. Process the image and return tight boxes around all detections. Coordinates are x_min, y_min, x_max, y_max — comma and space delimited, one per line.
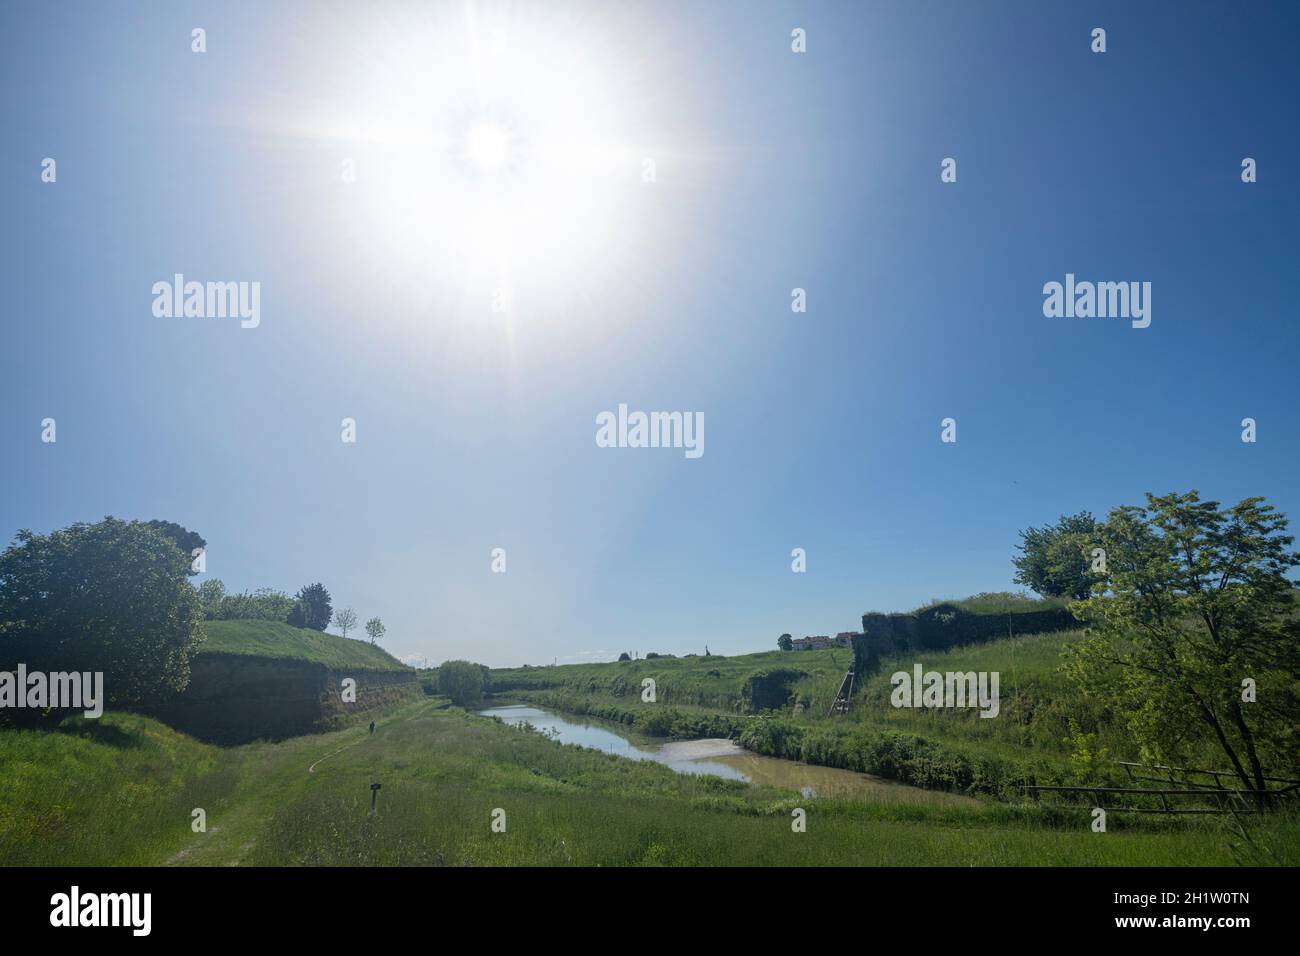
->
787, 632, 858, 651
780, 632, 863, 655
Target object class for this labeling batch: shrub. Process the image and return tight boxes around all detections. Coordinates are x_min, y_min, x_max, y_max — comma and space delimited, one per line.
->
438, 660, 488, 708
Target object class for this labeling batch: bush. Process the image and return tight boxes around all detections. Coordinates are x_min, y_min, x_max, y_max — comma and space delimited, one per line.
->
438, 660, 488, 708
736, 717, 1078, 798
740, 668, 806, 713
213, 587, 295, 622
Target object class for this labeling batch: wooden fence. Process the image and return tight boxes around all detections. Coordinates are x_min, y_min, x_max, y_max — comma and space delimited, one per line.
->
1023, 762, 1300, 814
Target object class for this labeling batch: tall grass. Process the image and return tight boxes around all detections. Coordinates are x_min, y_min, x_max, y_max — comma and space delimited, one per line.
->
0, 713, 239, 865
3, 700, 1295, 866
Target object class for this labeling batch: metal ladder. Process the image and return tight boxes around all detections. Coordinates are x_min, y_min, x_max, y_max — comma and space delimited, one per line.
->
827, 664, 855, 716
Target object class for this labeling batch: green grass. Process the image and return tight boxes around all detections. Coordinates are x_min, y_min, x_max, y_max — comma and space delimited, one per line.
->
198, 619, 409, 671
910, 591, 1071, 615
492, 644, 854, 711
0, 712, 237, 865
487, 627, 1245, 799
489, 633, 1074, 751
3, 698, 1295, 866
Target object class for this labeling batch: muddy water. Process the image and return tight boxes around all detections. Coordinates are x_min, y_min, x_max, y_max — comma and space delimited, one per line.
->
479, 704, 975, 805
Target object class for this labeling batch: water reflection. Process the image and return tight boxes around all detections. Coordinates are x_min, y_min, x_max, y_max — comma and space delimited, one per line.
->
479, 704, 975, 805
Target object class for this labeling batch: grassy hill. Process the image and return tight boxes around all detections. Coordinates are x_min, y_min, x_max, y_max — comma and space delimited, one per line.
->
148, 619, 418, 743
0, 711, 231, 865
199, 619, 409, 672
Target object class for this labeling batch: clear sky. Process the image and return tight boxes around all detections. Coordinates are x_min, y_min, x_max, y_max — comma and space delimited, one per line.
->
2, 1, 1297, 667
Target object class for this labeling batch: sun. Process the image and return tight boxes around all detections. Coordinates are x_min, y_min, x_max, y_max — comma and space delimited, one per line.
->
464, 121, 513, 173
279, 1, 670, 325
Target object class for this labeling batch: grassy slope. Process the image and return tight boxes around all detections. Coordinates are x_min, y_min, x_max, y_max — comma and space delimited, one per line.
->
487, 629, 1209, 787
3, 699, 1293, 866
0, 713, 235, 865
199, 619, 409, 671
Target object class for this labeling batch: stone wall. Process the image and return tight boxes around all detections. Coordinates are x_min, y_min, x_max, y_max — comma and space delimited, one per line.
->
860, 603, 1079, 657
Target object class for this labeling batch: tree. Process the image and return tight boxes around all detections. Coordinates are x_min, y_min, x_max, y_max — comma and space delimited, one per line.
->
143, 520, 206, 575
1066, 491, 1300, 796
1012, 511, 1098, 599
287, 583, 332, 631
0, 517, 202, 719
438, 660, 486, 707
197, 578, 227, 618
365, 617, 385, 645
335, 607, 358, 639
778, 633, 793, 651
618, 652, 631, 661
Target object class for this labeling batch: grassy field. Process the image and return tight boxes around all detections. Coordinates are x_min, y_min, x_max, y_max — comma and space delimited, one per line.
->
491, 644, 854, 711
3, 697, 1294, 866
198, 619, 410, 671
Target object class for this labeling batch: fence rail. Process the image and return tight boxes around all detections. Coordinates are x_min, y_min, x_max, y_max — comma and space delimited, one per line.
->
1022, 763, 1300, 815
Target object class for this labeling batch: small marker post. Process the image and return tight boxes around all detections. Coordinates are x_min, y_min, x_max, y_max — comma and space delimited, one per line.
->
370, 782, 382, 814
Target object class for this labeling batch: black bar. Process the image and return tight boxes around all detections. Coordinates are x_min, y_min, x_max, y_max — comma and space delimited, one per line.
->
0, 867, 1283, 941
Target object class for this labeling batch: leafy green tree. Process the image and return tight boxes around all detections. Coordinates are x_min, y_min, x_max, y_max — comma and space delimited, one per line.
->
364, 616, 385, 645
335, 607, 358, 639
1012, 511, 1098, 599
1066, 492, 1300, 795
288, 583, 332, 631
143, 520, 206, 575
778, 633, 793, 651
197, 578, 227, 618
438, 659, 486, 707
618, 651, 631, 661
0, 517, 203, 717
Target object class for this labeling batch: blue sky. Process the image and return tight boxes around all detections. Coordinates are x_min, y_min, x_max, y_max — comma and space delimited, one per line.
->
2, 1, 1297, 667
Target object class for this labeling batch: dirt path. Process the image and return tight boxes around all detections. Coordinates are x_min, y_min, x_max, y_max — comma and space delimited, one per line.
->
308, 734, 367, 773
163, 700, 436, 866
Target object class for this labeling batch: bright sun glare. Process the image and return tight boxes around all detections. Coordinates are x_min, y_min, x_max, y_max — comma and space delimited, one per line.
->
464, 121, 513, 173
285, 3, 666, 317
